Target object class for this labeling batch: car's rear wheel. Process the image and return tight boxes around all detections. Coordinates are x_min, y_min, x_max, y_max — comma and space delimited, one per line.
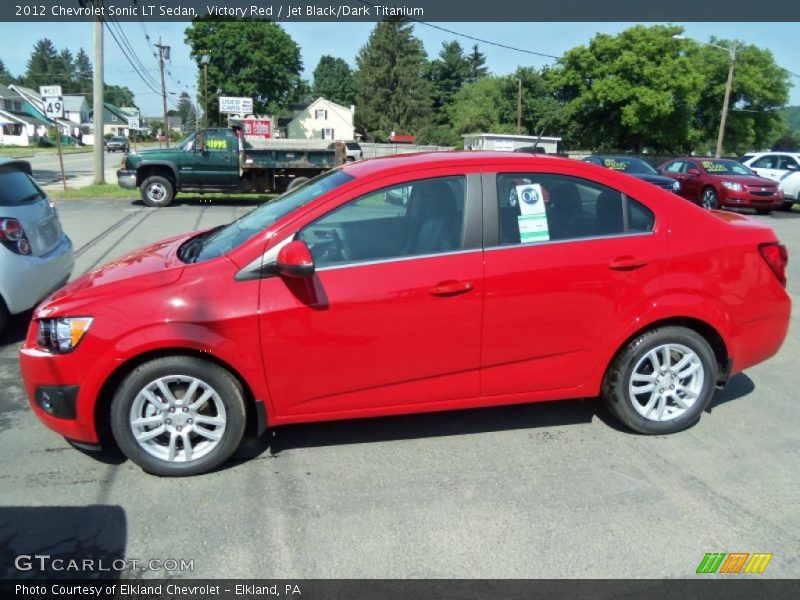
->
0, 299, 8, 334
140, 175, 174, 207
110, 357, 246, 476
701, 187, 718, 210
602, 327, 717, 434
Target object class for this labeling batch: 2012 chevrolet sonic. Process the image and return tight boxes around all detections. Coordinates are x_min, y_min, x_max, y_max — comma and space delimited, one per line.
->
20, 152, 791, 476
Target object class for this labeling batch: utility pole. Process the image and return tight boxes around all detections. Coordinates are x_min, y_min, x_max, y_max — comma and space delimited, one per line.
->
155, 38, 171, 148
715, 43, 737, 158
200, 55, 210, 130
516, 78, 522, 135
92, 0, 104, 184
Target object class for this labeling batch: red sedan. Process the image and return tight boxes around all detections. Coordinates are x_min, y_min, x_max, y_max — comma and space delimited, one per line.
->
658, 157, 783, 213
20, 152, 790, 476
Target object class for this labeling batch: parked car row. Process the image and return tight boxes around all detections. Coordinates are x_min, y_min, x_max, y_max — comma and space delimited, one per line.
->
583, 153, 798, 214
15, 151, 790, 476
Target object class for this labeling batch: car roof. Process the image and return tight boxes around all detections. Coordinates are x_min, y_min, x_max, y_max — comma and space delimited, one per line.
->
745, 151, 800, 158
343, 151, 564, 178
0, 157, 32, 175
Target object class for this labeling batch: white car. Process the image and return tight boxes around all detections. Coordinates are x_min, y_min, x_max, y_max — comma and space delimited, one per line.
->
742, 152, 800, 209
0, 159, 73, 333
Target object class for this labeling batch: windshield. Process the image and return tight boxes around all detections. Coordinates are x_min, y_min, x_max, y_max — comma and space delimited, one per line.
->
599, 157, 657, 175
0, 166, 45, 206
186, 169, 355, 263
699, 159, 756, 176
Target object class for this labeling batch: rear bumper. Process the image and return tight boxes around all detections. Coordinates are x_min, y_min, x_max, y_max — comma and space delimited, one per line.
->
117, 169, 137, 190
0, 234, 73, 314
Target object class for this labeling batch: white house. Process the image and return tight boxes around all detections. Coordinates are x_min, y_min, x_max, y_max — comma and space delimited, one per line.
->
10, 84, 79, 138
0, 84, 50, 146
462, 133, 562, 154
286, 97, 355, 141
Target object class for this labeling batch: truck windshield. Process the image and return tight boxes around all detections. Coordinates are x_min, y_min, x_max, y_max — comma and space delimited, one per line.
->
185, 169, 355, 263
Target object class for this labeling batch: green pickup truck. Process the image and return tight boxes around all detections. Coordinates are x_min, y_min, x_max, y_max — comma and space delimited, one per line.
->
117, 126, 346, 207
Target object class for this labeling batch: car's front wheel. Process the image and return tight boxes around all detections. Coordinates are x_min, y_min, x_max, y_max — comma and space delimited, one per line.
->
110, 357, 247, 476
701, 187, 718, 210
140, 175, 174, 207
602, 327, 717, 434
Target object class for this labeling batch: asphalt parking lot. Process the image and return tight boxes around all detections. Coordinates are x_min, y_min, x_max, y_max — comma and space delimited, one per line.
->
1, 197, 798, 579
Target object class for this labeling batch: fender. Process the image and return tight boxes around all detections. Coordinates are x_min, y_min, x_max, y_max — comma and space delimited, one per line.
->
585, 288, 734, 394
136, 160, 181, 187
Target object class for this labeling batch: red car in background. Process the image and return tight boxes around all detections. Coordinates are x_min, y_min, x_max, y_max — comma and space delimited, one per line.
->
20, 153, 790, 476
658, 157, 783, 213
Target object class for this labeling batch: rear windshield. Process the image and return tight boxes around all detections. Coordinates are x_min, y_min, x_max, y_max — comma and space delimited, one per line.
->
346, 143, 361, 150
0, 166, 45, 206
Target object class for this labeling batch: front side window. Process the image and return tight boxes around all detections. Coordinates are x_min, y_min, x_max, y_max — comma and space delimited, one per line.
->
299, 176, 466, 268
752, 155, 778, 169
495, 173, 654, 246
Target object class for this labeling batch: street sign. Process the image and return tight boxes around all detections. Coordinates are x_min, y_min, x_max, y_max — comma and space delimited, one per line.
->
39, 85, 62, 98
127, 117, 140, 130
43, 96, 64, 119
219, 96, 253, 114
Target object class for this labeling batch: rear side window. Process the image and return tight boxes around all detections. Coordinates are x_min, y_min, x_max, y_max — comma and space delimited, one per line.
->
495, 173, 654, 246
0, 166, 44, 206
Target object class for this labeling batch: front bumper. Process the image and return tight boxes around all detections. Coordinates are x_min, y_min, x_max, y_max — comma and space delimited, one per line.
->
0, 234, 73, 314
117, 169, 137, 190
720, 190, 783, 209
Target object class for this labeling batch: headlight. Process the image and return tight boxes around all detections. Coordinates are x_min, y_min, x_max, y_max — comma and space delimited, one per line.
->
671, 180, 681, 192
722, 181, 743, 192
37, 318, 93, 353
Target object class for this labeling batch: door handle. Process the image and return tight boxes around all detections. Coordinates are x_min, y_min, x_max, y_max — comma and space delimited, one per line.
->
609, 256, 648, 271
429, 281, 474, 296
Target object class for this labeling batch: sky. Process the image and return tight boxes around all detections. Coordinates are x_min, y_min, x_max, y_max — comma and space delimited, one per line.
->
1, 21, 798, 116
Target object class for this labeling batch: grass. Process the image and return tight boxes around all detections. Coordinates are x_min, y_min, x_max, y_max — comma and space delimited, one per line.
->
0, 145, 93, 158
49, 183, 277, 204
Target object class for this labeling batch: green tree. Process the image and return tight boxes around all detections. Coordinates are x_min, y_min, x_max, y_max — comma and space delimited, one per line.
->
0, 59, 16, 85
185, 17, 303, 124
428, 41, 469, 122
176, 91, 197, 131
74, 48, 93, 96
312, 56, 355, 106
24, 38, 60, 90
772, 134, 798, 151
353, 20, 432, 140
465, 44, 488, 84
690, 39, 789, 155
104, 84, 136, 107
57, 49, 74, 88
548, 25, 705, 152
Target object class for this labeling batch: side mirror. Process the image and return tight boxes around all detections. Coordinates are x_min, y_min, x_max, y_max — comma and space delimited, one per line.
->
687, 167, 700, 176
275, 240, 315, 278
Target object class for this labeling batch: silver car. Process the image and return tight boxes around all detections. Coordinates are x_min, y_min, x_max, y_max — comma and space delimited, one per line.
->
0, 159, 73, 333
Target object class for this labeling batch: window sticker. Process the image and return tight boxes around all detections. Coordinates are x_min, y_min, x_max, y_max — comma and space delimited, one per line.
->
603, 158, 628, 171
702, 161, 727, 173
515, 183, 549, 243
207, 138, 228, 150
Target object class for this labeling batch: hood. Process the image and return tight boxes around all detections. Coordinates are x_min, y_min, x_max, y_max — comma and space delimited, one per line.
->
36, 231, 195, 317
631, 173, 676, 185
708, 174, 777, 186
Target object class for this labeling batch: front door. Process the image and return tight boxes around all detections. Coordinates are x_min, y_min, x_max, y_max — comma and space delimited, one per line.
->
258, 173, 484, 420
181, 129, 237, 188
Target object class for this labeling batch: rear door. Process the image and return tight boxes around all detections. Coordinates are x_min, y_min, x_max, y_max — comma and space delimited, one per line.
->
480, 166, 668, 397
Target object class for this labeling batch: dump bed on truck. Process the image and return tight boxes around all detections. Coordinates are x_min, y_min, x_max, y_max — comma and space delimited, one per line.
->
241, 138, 345, 171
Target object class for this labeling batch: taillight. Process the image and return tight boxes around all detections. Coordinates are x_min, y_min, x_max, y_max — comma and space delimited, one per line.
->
758, 242, 788, 287
0, 218, 31, 255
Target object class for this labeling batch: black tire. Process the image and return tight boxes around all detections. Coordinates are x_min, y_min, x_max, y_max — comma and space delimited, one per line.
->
286, 177, 309, 192
0, 298, 8, 334
110, 357, 247, 476
701, 187, 718, 210
140, 175, 174, 207
602, 326, 717, 435
780, 201, 794, 211
755, 208, 773, 215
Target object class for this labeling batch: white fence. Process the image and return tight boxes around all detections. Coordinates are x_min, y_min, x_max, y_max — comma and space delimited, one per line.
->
360, 143, 454, 159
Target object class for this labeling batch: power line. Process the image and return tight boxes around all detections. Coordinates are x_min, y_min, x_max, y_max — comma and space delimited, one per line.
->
355, 0, 562, 62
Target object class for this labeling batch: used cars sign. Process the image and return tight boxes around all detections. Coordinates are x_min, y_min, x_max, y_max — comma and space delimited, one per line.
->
219, 96, 253, 114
